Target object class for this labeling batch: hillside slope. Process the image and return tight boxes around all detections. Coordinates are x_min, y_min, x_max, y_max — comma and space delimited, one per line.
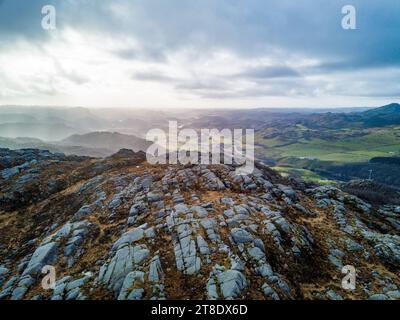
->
0, 149, 399, 300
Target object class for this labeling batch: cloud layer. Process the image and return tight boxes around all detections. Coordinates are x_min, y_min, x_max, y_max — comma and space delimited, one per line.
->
0, 0, 399, 108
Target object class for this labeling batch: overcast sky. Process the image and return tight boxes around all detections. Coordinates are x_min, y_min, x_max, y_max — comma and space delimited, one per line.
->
0, 0, 399, 108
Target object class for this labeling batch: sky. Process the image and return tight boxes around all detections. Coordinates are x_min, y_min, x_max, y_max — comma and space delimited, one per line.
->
0, 0, 399, 109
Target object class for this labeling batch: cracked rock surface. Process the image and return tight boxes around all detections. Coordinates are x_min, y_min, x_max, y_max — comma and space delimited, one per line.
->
0, 148, 399, 300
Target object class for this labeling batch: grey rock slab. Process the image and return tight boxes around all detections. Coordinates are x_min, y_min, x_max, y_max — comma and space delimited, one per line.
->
66, 287, 81, 300
196, 235, 210, 256
0, 266, 9, 287
133, 245, 150, 265
224, 209, 235, 218
1, 166, 20, 180
66, 276, 89, 292
221, 197, 234, 206
278, 185, 296, 200
11, 286, 28, 300
144, 227, 156, 239
73, 205, 93, 221
127, 288, 145, 300
230, 256, 245, 272
0, 266, 9, 277
230, 228, 253, 244
233, 205, 251, 216
174, 236, 201, 275
148, 255, 164, 283
326, 290, 343, 300
22, 242, 58, 276
18, 275, 34, 288
254, 238, 265, 253
248, 246, 265, 262
191, 205, 208, 218
386, 290, 400, 299
53, 282, 68, 297
369, 294, 389, 300
218, 270, 247, 299
207, 275, 219, 300
268, 275, 292, 298
98, 245, 135, 294
261, 283, 280, 300
118, 271, 145, 300
147, 192, 162, 203
111, 228, 145, 251
175, 203, 189, 215
255, 263, 274, 279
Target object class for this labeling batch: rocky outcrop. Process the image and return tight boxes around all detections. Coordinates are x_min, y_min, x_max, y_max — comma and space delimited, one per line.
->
0, 149, 399, 300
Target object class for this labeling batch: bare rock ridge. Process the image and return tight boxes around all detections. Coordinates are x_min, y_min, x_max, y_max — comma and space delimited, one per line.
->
0, 148, 399, 300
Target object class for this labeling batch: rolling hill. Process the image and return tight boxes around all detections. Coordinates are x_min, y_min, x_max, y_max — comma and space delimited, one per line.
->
60, 132, 151, 154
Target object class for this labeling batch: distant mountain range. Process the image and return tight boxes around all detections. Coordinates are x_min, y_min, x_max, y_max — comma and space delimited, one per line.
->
0, 106, 181, 140
286, 103, 400, 130
0, 102, 399, 161
0, 132, 151, 158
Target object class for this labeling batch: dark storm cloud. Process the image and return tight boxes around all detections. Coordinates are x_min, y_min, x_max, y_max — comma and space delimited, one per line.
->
2, 0, 399, 67
101, 0, 400, 70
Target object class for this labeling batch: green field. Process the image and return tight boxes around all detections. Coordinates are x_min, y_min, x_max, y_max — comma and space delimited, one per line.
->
272, 166, 336, 185
257, 126, 400, 184
257, 127, 400, 164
